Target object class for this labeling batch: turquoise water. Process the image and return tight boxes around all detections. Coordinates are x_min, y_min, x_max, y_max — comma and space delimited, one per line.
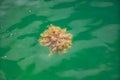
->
0, 0, 120, 80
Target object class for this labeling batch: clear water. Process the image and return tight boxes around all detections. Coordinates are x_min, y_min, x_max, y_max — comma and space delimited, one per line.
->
0, 0, 120, 80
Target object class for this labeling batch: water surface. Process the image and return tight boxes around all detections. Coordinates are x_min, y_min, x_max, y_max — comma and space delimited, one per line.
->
0, 0, 120, 80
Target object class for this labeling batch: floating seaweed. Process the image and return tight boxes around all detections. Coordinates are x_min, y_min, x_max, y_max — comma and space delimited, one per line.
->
38, 24, 72, 56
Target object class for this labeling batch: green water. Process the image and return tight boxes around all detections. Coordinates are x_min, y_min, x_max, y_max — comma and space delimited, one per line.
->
0, 0, 120, 80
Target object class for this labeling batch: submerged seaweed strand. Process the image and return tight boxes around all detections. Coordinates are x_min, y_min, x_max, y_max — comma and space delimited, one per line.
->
39, 24, 72, 56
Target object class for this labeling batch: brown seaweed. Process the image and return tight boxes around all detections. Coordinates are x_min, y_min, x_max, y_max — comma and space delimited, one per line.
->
39, 24, 72, 56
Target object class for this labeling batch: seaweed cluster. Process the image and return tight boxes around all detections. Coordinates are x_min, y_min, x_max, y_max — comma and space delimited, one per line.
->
39, 24, 72, 56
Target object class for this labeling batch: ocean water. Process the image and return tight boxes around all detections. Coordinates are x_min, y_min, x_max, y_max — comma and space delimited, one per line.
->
0, 0, 120, 80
